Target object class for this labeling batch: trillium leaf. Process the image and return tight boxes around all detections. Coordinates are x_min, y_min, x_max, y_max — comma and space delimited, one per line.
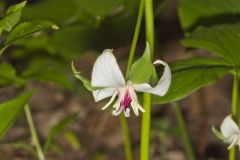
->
0, 92, 32, 139
153, 57, 232, 104
178, 0, 240, 32
71, 62, 100, 91
128, 43, 156, 84
182, 24, 240, 66
212, 126, 228, 142
0, 1, 27, 34
6, 20, 58, 45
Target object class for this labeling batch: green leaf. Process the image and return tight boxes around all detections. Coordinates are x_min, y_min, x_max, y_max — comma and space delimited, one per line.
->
0, 1, 27, 34
0, 63, 16, 86
128, 43, 156, 83
182, 24, 240, 66
212, 126, 228, 142
63, 131, 81, 151
178, 0, 240, 32
21, 58, 72, 89
0, 92, 32, 139
71, 61, 99, 91
153, 57, 232, 104
6, 20, 58, 45
44, 113, 78, 152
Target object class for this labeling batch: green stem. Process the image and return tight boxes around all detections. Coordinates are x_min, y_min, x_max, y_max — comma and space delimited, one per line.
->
144, 0, 154, 56
140, 93, 151, 160
229, 73, 239, 160
126, 0, 145, 78
172, 102, 195, 160
120, 114, 132, 160
140, 0, 154, 159
120, 0, 145, 160
24, 104, 45, 160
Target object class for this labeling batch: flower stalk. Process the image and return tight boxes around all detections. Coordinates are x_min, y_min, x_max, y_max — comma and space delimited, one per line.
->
229, 73, 239, 160
140, 0, 154, 159
172, 102, 196, 160
24, 104, 45, 160
121, 0, 145, 159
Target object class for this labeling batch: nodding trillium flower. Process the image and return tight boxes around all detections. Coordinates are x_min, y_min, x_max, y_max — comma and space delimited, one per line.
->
72, 44, 171, 117
219, 115, 240, 150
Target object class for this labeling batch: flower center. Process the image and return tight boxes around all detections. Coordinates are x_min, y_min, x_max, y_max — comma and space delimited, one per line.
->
120, 88, 132, 110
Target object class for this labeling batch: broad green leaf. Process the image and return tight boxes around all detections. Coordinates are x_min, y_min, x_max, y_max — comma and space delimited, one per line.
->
128, 43, 156, 83
182, 24, 240, 66
21, 58, 72, 89
6, 20, 58, 45
44, 113, 78, 152
212, 126, 228, 142
0, 1, 26, 34
153, 57, 232, 104
71, 62, 100, 91
0, 92, 32, 139
178, 0, 240, 32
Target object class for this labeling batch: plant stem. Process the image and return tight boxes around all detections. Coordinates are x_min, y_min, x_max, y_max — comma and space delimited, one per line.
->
144, 0, 154, 56
126, 0, 145, 78
140, 93, 151, 160
140, 0, 154, 159
120, 114, 132, 160
229, 73, 239, 160
172, 102, 196, 160
120, 0, 145, 160
24, 104, 45, 160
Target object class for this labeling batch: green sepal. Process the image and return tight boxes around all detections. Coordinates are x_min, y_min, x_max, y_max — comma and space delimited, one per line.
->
212, 126, 228, 143
128, 42, 157, 84
71, 61, 101, 91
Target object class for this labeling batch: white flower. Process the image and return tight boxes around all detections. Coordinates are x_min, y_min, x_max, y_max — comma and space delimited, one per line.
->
220, 115, 240, 150
91, 49, 171, 117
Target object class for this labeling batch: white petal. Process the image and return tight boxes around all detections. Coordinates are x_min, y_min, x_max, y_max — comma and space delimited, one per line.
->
92, 88, 115, 102
102, 91, 118, 110
220, 115, 240, 138
124, 108, 130, 117
227, 135, 238, 149
129, 87, 145, 116
91, 49, 125, 88
112, 107, 123, 116
133, 60, 171, 96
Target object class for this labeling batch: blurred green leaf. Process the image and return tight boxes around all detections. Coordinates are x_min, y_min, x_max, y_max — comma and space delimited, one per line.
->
128, 43, 156, 83
153, 57, 232, 104
0, 63, 16, 86
63, 131, 81, 151
22, 58, 72, 89
0, 1, 26, 34
6, 20, 58, 45
182, 24, 240, 66
44, 113, 78, 152
0, 63, 24, 87
14, 141, 36, 155
0, 92, 32, 139
178, 0, 240, 32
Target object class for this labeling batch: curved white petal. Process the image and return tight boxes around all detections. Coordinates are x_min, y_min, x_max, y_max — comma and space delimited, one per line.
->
92, 88, 116, 102
220, 115, 240, 138
227, 135, 238, 149
91, 49, 125, 88
102, 91, 118, 110
129, 87, 145, 116
133, 60, 171, 96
